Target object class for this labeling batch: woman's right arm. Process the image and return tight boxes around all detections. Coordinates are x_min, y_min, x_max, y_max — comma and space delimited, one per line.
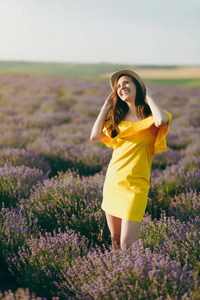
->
90, 92, 113, 142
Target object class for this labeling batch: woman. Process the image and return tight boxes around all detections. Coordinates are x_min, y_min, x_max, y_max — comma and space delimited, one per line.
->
90, 70, 172, 251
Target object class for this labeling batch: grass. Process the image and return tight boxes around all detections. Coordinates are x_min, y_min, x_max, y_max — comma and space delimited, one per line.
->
145, 78, 200, 87
0, 61, 200, 87
0, 61, 132, 78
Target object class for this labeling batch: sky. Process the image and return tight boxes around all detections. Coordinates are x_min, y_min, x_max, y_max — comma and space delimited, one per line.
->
0, 0, 199, 65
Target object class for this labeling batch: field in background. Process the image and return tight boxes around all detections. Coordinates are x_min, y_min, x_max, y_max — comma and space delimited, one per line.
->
0, 69, 199, 298
0, 61, 200, 87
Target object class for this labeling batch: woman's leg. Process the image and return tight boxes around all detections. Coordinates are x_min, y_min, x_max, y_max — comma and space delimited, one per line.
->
105, 213, 122, 251
120, 219, 141, 249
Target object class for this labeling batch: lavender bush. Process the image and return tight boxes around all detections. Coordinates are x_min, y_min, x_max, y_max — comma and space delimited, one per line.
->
4, 214, 200, 299
168, 190, 200, 221
151, 165, 200, 197
20, 171, 110, 247
167, 133, 191, 150
148, 164, 200, 219
179, 152, 200, 172
7, 230, 89, 298
0, 288, 57, 300
0, 206, 39, 260
0, 72, 200, 298
0, 165, 48, 208
27, 140, 111, 176
56, 240, 199, 299
140, 214, 200, 269
151, 147, 182, 170
0, 147, 51, 174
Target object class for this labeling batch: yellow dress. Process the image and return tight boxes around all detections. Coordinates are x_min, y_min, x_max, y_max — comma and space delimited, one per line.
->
100, 111, 172, 222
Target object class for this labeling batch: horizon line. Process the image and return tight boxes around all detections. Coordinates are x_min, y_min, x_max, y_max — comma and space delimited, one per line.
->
0, 59, 199, 67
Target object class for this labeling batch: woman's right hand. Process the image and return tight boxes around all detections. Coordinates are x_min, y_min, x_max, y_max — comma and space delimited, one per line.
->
103, 92, 114, 109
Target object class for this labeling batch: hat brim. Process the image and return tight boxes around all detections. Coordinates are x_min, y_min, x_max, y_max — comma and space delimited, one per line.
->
110, 69, 146, 98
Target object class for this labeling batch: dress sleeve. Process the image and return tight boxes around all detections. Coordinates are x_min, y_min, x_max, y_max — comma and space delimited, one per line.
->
153, 111, 172, 155
99, 119, 114, 148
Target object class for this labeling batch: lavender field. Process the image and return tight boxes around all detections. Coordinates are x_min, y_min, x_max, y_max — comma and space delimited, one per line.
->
0, 72, 199, 299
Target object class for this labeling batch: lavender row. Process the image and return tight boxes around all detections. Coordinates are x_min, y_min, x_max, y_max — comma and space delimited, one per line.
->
0, 72, 199, 298
0, 72, 199, 178
0, 168, 199, 297
2, 214, 199, 299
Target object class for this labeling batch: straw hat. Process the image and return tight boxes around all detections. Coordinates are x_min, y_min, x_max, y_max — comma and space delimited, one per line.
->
110, 69, 146, 98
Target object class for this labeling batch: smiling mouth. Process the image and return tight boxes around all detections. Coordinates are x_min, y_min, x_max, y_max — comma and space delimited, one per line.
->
122, 90, 129, 95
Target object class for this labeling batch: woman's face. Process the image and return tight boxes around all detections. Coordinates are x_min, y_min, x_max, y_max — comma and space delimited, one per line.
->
116, 75, 137, 102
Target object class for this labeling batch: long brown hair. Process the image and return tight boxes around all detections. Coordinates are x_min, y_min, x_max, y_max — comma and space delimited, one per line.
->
107, 75, 151, 138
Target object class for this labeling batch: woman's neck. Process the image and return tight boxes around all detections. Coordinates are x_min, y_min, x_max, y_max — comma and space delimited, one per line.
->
126, 101, 136, 113
123, 108, 141, 122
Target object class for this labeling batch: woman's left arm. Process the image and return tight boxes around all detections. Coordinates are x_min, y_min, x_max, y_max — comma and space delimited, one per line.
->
145, 86, 169, 128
